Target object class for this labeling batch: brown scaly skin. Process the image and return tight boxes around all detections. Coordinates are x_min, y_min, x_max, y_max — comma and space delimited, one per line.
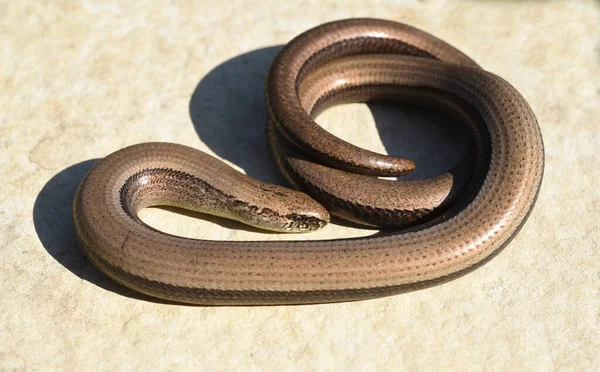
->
73, 19, 544, 305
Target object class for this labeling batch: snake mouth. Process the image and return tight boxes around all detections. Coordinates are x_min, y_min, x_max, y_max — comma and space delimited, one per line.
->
285, 213, 328, 232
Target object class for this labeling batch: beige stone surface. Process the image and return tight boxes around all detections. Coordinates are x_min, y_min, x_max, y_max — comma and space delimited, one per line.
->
1, 0, 599, 370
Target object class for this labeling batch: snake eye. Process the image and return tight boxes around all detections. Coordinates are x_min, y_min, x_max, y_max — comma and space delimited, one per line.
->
295, 215, 302, 221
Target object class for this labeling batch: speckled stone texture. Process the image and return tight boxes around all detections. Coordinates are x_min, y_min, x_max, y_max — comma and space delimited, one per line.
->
1, 1, 598, 370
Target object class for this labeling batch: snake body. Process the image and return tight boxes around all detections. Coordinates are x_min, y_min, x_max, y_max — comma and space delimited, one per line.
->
73, 19, 544, 305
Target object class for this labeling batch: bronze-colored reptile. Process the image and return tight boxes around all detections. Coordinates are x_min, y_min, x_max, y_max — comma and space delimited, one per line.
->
73, 19, 544, 305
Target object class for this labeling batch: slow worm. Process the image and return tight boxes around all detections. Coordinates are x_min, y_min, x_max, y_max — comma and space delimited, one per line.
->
73, 19, 544, 305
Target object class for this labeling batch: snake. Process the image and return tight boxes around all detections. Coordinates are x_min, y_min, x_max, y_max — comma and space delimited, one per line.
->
72, 18, 544, 305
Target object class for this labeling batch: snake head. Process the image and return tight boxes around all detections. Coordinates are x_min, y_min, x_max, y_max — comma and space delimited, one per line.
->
229, 184, 330, 233
242, 183, 330, 233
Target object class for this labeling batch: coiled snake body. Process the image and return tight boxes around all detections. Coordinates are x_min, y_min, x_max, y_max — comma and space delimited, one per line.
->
73, 19, 544, 305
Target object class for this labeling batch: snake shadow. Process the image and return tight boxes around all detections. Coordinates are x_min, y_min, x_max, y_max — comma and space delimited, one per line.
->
190, 45, 286, 185
189, 46, 471, 186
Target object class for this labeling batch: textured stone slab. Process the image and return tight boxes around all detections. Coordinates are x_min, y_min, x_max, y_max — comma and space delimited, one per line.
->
1, 1, 598, 370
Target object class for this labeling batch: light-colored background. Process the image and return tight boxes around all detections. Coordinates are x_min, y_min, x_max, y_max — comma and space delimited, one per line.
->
1, 1, 598, 370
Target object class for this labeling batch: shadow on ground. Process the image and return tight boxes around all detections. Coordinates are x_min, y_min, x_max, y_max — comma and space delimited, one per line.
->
189, 45, 286, 184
